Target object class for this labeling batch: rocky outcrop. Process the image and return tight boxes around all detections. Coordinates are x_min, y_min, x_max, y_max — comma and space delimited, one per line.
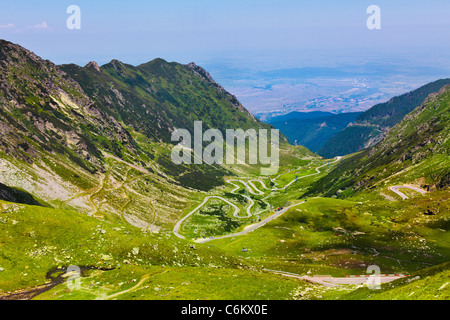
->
186, 62, 257, 121
85, 61, 101, 72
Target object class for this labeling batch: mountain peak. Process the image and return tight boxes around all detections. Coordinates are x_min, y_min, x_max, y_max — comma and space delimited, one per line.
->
137, 58, 171, 71
0, 39, 44, 66
186, 62, 217, 85
107, 59, 125, 71
85, 61, 101, 72
151, 57, 168, 64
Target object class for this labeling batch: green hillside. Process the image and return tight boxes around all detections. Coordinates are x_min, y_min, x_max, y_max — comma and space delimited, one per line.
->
307, 85, 450, 198
0, 38, 314, 230
60, 59, 266, 144
0, 39, 448, 301
318, 79, 450, 158
270, 112, 361, 152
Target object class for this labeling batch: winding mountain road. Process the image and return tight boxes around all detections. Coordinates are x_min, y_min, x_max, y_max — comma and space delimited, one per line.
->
389, 185, 427, 200
173, 196, 242, 240
173, 157, 342, 241
264, 269, 409, 287
248, 156, 342, 194
193, 201, 306, 243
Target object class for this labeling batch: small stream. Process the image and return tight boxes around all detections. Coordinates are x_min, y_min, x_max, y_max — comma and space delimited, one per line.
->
0, 266, 114, 300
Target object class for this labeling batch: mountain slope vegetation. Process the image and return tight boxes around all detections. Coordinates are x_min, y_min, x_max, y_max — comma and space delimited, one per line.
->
0, 39, 307, 229
59, 59, 264, 144
318, 79, 450, 158
270, 112, 361, 152
306, 85, 450, 198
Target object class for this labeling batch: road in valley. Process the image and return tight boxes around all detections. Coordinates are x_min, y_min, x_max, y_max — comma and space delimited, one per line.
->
248, 156, 342, 193
173, 157, 342, 241
264, 269, 409, 287
193, 201, 306, 243
173, 196, 241, 240
389, 185, 427, 200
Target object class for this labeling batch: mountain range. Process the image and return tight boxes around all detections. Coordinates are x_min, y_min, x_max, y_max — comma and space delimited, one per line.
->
269, 111, 361, 152
318, 79, 450, 158
306, 84, 450, 198
0, 39, 276, 200
0, 39, 448, 301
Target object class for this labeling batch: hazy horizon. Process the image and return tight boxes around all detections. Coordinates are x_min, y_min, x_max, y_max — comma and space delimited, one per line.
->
2, 0, 449, 115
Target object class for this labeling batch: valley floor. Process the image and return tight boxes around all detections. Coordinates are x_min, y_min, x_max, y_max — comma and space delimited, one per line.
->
0, 154, 448, 300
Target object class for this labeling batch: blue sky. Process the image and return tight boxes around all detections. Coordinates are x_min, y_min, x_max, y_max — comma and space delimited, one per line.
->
1, 0, 449, 67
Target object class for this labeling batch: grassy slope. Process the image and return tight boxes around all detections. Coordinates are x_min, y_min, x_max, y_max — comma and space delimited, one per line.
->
178, 156, 324, 240
288, 262, 449, 300
33, 265, 306, 300
1, 149, 448, 300
212, 192, 450, 277
0, 39, 296, 230
1, 40, 448, 301
339, 262, 449, 300
0, 200, 256, 294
